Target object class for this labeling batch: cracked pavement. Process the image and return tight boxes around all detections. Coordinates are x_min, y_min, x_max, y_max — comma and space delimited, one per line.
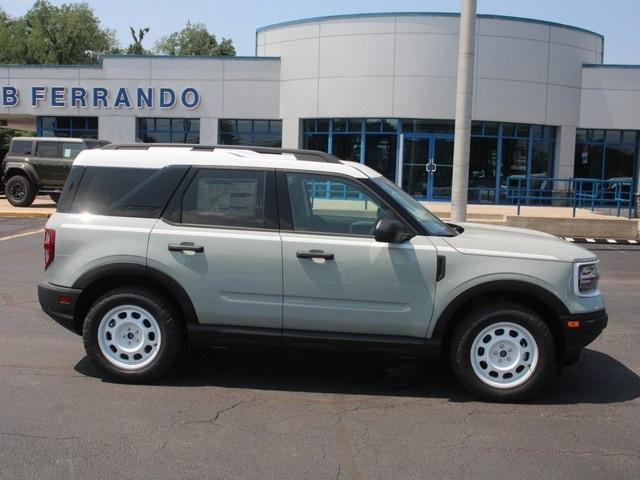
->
0, 218, 639, 479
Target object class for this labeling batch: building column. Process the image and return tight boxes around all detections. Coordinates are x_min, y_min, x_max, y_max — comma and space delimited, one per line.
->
281, 118, 300, 149
200, 117, 218, 144
554, 125, 577, 178
98, 116, 135, 143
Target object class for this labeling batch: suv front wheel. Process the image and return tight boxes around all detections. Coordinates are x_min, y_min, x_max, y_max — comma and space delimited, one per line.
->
450, 302, 555, 402
5, 175, 36, 207
83, 287, 183, 383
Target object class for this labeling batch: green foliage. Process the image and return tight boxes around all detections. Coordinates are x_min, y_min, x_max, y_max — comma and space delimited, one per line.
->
154, 22, 236, 56
0, 1, 119, 65
127, 27, 150, 55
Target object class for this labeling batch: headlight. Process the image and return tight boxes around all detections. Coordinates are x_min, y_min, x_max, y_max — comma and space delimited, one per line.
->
575, 262, 601, 296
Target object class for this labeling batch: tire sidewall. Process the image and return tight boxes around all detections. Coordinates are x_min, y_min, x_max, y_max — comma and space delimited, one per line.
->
6, 176, 36, 207
83, 289, 180, 383
451, 305, 555, 402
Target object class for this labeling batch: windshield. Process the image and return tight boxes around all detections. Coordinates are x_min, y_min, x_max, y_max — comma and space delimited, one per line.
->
373, 177, 456, 236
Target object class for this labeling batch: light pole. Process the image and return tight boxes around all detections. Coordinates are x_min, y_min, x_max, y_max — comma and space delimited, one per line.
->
450, 0, 478, 223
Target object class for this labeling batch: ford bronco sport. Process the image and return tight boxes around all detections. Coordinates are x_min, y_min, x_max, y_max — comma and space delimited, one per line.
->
37, 144, 607, 401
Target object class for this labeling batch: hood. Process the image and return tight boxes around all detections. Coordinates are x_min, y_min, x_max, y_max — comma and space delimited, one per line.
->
443, 222, 597, 263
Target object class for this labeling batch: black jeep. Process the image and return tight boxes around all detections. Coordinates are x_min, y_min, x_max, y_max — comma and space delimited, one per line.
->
1, 137, 109, 207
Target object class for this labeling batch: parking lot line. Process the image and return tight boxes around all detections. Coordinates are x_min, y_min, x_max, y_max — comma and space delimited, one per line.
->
0, 229, 44, 243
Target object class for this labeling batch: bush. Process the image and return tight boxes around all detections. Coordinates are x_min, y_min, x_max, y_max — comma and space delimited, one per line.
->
0, 127, 35, 159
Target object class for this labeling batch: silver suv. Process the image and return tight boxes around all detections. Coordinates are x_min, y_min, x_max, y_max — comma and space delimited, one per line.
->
38, 144, 607, 401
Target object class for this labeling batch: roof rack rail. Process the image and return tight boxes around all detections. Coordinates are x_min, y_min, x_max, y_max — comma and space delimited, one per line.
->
101, 143, 342, 164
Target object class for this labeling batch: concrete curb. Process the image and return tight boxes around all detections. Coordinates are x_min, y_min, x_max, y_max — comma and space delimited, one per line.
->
563, 237, 639, 245
0, 210, 52, 218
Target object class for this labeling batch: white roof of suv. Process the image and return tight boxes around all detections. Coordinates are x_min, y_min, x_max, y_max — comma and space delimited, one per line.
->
73, 146, 381, 179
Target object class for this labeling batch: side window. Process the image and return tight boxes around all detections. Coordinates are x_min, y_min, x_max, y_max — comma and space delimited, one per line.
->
61, 142, 85, 159
36, 141, 61, 158
10, 140, 32, 155
181, 169, 268, 229
285, 173, 395, 236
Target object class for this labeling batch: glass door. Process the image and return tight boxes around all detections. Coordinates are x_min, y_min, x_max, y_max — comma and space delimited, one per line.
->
401, 134, 454, 200
430, 137, 455, 200
402, 136, 431, 198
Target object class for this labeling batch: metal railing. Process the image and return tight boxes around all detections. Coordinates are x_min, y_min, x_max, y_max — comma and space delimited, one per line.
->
504, 176, 635, 218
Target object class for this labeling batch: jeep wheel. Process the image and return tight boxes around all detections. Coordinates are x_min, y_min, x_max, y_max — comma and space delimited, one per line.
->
450, 302, 555, 402
83, 287, 183, 383
5, 175, 36, 207
49, 193, 60, 203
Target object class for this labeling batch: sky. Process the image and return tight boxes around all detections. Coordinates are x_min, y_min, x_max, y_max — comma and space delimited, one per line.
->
2, 0, 640, 64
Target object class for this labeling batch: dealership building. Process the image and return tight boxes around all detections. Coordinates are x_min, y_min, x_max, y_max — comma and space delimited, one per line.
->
1, 12, 639, 203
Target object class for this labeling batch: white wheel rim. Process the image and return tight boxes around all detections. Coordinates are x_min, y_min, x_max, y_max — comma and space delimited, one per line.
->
97, 305, 161, 370
470, 322, 539, 389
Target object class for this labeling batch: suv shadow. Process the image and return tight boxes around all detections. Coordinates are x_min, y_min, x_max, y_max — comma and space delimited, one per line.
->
74, 347, 640, 405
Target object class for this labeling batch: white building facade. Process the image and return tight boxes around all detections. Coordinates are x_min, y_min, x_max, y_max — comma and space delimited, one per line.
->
1, 13, 638, 203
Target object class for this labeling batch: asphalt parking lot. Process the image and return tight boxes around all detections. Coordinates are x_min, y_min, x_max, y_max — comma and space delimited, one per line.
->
0, 217, 638, 480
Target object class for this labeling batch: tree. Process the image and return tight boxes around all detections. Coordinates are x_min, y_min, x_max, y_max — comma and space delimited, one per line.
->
155, 22, 235, 56
127, 26, 150, 55
0, 1, 118, 65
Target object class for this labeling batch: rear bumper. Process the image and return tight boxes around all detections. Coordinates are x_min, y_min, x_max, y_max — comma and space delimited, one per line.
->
37, 282, 83, 335
560, 309, 608, 364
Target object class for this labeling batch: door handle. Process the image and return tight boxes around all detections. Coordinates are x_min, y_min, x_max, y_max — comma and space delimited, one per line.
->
296, 250, 334, 260
168, 243, 204, 253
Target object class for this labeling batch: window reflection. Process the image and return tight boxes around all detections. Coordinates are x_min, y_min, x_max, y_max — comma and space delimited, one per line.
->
218, 119, 282, 147
574, 129, 637, 181
136, 117, 200, 144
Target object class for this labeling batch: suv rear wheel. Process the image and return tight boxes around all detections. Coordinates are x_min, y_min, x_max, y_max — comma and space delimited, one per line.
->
82, 287, 183, 383
450, 302, 555, 402
5, 175, 36, 207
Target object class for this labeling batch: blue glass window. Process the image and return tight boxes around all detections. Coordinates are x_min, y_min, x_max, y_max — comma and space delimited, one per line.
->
219, 119, 282, 147
136, 118, 200, 143
574, 129, 638, 181
37, 116, 98, 139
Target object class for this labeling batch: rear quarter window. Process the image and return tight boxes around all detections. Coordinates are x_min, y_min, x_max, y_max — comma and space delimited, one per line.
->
61, 166, 189, 218
61, 142, 85, 159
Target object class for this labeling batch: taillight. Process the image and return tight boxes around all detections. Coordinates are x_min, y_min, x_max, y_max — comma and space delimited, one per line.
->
44, 228, 55, 270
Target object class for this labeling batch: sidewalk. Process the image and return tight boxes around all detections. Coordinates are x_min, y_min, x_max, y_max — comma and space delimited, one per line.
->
0, 196, 54, 218
0, 195, 637, 239
422, 202, 638, 239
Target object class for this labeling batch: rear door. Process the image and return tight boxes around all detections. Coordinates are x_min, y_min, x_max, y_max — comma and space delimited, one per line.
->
278, 171, 438, 350
147, 167, 283, 338
34, 141, 68, 187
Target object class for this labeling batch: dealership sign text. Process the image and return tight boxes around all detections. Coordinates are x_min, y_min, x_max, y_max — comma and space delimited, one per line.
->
0, 86, 200, 109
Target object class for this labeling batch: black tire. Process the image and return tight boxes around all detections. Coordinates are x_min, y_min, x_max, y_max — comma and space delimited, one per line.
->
82, 287, 183, 383
450, 302, 556, 402
5, 175, 36, 207
49, 193, 61, 203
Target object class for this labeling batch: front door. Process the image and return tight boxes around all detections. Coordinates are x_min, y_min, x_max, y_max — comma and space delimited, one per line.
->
401, 134, 454, 200
279, 171, 437, 345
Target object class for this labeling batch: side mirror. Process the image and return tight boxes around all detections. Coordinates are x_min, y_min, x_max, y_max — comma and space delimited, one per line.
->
374, 218, 412, 243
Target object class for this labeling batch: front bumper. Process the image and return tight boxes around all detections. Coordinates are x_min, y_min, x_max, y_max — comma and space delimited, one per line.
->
560, 309, 608, 365
37, 282, 83, 335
